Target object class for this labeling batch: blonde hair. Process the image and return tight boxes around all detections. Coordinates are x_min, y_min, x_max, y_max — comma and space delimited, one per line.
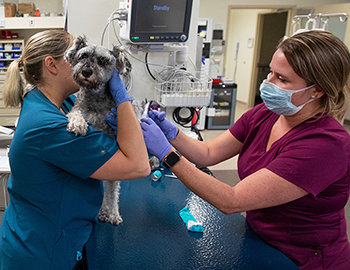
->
2, 30, 75, 107
278, 31, 350, 122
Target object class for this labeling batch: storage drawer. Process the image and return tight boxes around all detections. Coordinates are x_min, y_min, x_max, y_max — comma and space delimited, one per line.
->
0, 173, 9, 210
0, 114, 18, 126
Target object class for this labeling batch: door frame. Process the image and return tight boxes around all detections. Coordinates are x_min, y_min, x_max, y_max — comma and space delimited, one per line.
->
225, 5, 295, 107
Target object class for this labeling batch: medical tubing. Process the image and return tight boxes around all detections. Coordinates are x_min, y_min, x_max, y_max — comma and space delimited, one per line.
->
145, 53, 157, 81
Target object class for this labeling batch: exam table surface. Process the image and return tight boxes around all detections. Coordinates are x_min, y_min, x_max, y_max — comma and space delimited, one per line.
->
86, 174, 299, 269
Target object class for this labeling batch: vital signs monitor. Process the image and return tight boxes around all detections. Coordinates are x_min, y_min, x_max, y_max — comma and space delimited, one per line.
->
119, 0, 193, 44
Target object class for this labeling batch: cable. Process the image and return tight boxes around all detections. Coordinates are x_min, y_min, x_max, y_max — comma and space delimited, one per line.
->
172, 107, 204, 142
233, 42, 239, 83
101, 9, 127, 46
101, 12, 194, 83
100, 8, 200, 87
145, 52, 157, 81
111, 16, 124, 45
172, 107, 199, 128
101, 17, 124, 46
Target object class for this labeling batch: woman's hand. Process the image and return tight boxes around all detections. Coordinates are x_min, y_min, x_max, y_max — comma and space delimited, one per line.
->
106, 106, 118, 138
108, 69, 132, 107
148, 110, 178, 141
140, 117, 172, 161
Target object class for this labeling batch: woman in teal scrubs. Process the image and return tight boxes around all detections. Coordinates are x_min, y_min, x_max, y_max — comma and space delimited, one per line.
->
0, 30, 150, 269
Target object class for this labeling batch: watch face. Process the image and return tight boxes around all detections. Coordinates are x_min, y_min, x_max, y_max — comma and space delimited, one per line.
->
167, 152, 180, 164
164, 151, 181, 168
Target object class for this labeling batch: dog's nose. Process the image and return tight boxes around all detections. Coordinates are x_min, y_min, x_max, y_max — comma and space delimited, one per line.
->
82, 68, 93, 78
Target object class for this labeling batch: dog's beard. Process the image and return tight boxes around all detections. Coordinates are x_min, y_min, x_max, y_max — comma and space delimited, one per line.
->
72, 64, 113, 90
75, 73, 98, 88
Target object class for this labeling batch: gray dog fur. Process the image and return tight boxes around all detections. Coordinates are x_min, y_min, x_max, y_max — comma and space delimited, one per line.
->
64, 35, 132, 225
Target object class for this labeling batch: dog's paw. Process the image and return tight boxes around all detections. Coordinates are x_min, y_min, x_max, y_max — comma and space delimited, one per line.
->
67, 110, 88, 136
98, 208, 123, 225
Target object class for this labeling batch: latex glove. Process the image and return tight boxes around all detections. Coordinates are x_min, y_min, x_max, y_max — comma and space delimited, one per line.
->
140, 117, 172, 161
109, 69, 132, 107
106, 106, 118, 138
148, 110, 178, 141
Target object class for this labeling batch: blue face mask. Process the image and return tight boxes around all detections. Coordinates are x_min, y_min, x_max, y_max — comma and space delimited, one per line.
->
259, 80, 315, 115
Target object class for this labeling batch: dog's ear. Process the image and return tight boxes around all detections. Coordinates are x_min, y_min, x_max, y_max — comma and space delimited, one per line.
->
110, 44, 121, 59
64, 35, 88, 65
111, 45, 132, 76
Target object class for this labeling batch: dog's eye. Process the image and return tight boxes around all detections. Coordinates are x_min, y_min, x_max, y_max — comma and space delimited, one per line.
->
79, 53, 88, 60
97, 57, 109, 66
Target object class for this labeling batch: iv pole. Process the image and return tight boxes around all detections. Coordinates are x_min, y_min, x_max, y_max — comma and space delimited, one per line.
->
292, 13, 348, 34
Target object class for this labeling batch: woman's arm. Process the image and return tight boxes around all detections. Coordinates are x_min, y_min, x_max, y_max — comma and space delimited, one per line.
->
170, 129, 242, 167
141, 117, 307, 215
90, 69, 150, 181
91, 101, 150, 181
147, 110, 241, 167
167, 151, 308, 215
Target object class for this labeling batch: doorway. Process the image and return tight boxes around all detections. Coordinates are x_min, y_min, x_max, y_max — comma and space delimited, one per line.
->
224, 7, 292, 107
254, 11, 288, 105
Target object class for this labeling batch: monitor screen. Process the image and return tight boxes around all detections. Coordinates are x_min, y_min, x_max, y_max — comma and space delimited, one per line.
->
134, 0, 187, 33
128, 0, 193, 43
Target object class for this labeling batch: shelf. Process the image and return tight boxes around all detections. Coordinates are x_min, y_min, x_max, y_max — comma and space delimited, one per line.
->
0, 39, 23, 43
0, 39, 23, 69
0, 59, 20, 62
1, 17, 65, 29
0, 50, 22, 52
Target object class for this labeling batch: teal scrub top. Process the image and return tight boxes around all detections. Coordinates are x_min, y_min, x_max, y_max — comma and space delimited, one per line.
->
0, 88, 119, 269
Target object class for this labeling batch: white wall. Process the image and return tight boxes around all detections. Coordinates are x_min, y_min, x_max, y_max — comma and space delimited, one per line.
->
199, 0, 350, 104
199, 0, 349, 35
66, 0, 350, 103
14, 0, 63, 15
313, 3, 350, 47
225, 9, 271, 103
67, 0, 200, 101
311, 3, 350, 121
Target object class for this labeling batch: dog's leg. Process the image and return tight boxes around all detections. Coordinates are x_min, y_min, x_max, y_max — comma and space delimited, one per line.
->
66, 109, 88, 136
98, 181, 123, 225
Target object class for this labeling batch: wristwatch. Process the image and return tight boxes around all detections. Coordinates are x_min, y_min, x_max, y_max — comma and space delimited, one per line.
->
163, 150, 182, 169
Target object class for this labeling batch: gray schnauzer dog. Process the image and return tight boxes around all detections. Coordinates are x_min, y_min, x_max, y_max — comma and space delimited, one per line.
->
64, 35, 132, 225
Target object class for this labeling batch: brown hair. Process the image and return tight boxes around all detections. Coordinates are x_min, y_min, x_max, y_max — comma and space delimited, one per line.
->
278, 31, 350, 122
2, 30, 75, 107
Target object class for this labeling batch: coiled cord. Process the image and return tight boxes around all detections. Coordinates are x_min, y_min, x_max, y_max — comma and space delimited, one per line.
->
172, 107, 198, 128
172, 107, 204, 141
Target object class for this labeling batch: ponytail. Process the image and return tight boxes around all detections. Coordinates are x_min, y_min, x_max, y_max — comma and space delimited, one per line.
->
2, 30, 74, 108
2, 58, 24, 107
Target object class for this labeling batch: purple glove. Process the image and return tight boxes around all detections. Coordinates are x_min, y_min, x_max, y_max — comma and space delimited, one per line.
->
106, 106, 118, 138
140, 117, 172, 161
148, 110, 178, 141
109, 69, 132, 107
